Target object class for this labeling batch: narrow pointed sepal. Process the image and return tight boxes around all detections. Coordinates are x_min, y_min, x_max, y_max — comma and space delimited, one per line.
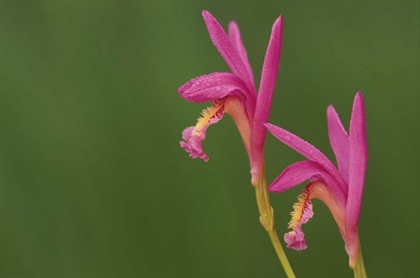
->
250, 15, 283, 181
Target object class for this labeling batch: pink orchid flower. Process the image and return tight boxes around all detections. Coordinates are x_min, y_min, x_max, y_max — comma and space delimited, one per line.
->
179, 10, 283, 182
265, 92, 367, 269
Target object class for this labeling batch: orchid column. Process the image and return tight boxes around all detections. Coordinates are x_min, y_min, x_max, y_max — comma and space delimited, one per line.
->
178, 11, 295, 277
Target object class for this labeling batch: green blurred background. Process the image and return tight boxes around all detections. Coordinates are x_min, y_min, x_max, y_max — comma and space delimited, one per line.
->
0, 0, 418, 277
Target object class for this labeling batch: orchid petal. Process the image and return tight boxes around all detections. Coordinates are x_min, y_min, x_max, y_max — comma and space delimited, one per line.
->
178, 72, 255, 122
202, 11, 255, 92
265, 123, 348, 195
250, 15, 283, 177
345, 92, 368, 265
283, 179, 346, 252
228, 21, 255, 88
178, 72, 247, 103
327, 105, 350, 183
269, 160, 346, 205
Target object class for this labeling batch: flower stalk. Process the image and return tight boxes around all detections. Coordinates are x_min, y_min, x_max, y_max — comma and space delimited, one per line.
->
353, 240, 367, 278
254, 164, 296, 278
178, 10, 295, 277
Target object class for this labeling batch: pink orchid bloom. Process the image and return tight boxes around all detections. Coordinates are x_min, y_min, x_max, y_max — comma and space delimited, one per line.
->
265, 92, 367, 268
179, 11, 283, 182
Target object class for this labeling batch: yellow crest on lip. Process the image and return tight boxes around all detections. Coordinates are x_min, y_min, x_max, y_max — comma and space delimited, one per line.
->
192, 100, 225, 136
288, 188, 310, 231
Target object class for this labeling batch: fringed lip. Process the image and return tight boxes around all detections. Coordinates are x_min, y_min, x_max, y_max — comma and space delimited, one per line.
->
180, 96, 251, 162
283, 180, 346, 251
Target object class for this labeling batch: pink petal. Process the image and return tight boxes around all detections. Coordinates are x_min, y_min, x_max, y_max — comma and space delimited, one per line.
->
202, 11, 255, 93
228, 21, 255, 88
250, 15, 283, 178
178, 72, 247, 103
265, 123, 348, 195
327, 105, 350, 183
180, 109, 224, 162
345, 92, 368, 265
178, 72, 255, 122
269, 160, 346, 205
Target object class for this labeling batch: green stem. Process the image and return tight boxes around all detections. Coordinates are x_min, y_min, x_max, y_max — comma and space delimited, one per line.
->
254, 166, 296, 278
353, 244, 367, 278
267, 230, 296, 278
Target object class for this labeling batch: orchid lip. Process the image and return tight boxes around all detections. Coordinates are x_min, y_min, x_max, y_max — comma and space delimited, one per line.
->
284, 180, 346, 251
180, 100, 225, 162
180, 96, 251, 162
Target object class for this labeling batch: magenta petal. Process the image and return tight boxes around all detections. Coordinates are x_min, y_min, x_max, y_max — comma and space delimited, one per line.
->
269, 160, 346, 205
202, 11, 254, 90
327, 105, 350, 183
345, 92, 368, 262
269, 161, 322, 193
265, 123, 348, 194
250, 15, 283, 175
202, 11, 254, 92
178, 72, 247, 103
228, 21, 255, 88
